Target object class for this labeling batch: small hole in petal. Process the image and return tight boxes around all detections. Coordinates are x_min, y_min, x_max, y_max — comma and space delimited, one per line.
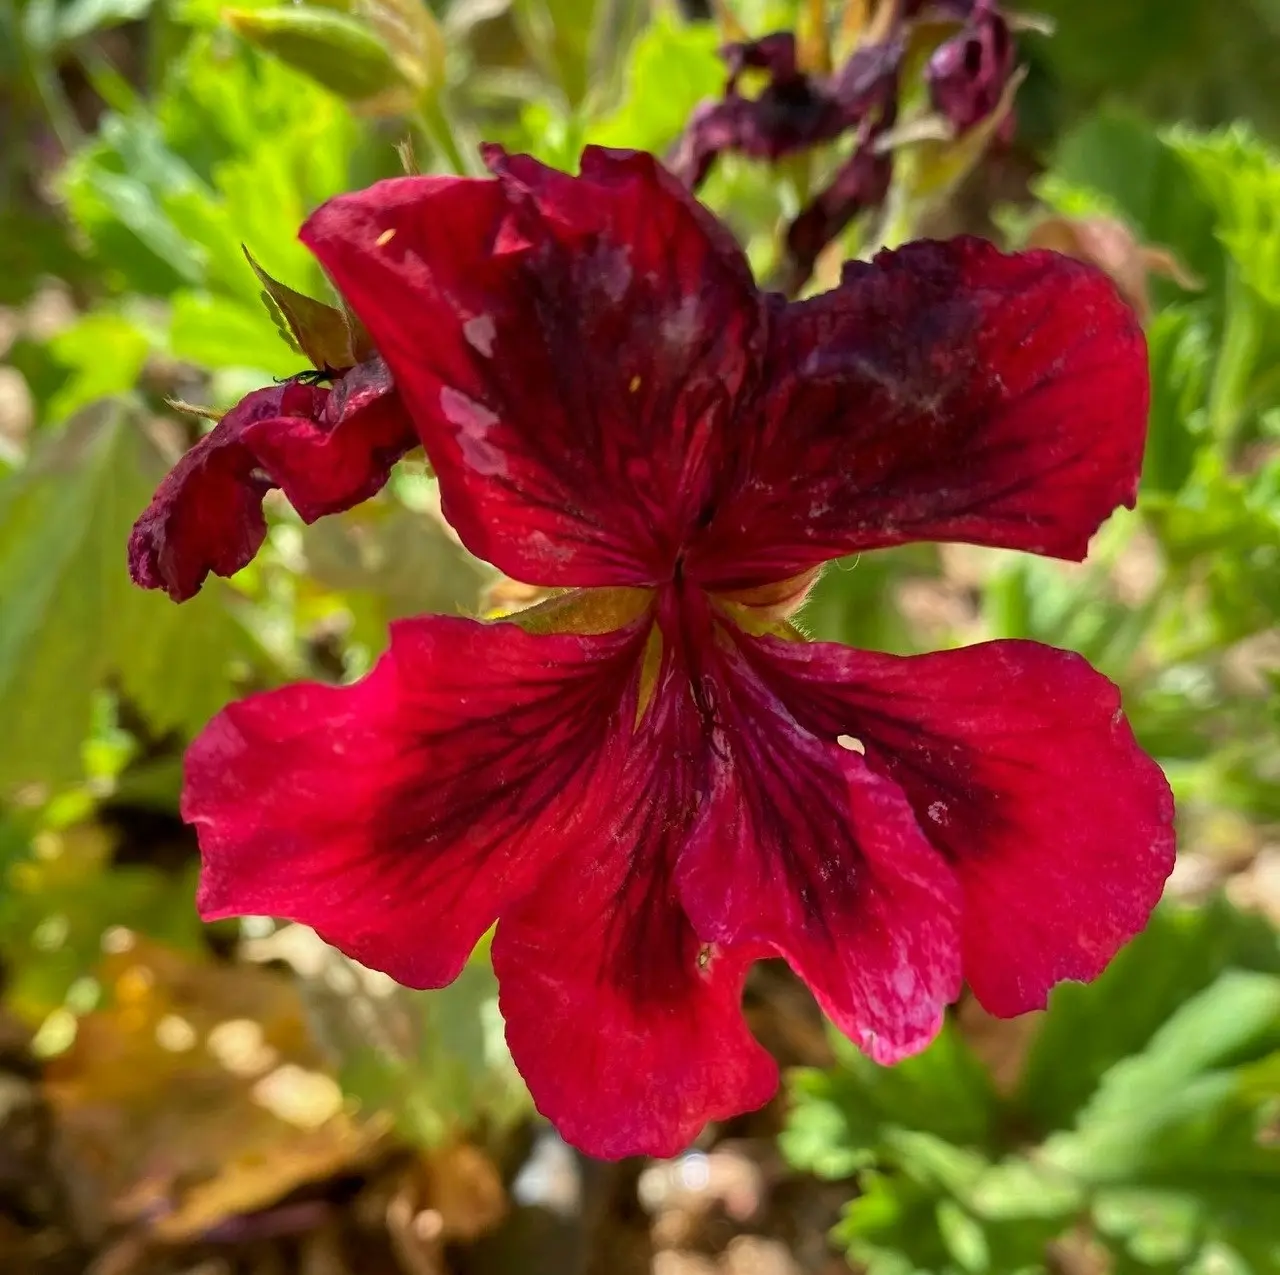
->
375, 228, 396, 246
836, 734, 865, 754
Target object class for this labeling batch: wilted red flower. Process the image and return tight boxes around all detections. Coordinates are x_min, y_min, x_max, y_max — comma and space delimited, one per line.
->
925, 0, 1017, 137
672, 3, 1022, 293
782, 125, 893, 293
669, 31, 900, 189
133, 146, 1175, 1159
129, 356, 417, 601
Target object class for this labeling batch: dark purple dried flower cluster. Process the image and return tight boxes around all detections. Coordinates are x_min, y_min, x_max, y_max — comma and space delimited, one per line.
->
672, 0, 1019, 288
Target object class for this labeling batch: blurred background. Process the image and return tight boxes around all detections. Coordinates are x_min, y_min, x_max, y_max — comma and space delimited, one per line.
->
2, 0, 1279, 1272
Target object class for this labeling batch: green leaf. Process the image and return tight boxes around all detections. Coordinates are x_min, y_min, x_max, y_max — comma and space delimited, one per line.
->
60, 113, 209, 295
0, 821, 204, 1022
0, 401, 252, 794
260, 926, 529, 1145
833, 1163, 1069, 1275
300, 502, 490, 624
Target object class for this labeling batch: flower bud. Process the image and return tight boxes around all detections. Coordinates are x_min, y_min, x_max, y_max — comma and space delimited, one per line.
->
225, 6, 409, 105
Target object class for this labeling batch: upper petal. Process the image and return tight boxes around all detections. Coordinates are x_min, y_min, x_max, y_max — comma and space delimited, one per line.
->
686, 238, 1150, 590
492, 651, 777, 1159
736, 633, 1176, 1017
675, 621, 962, 1064
300, 147, 767, 588
128, 358, 416, 601
184, 613, 646, 988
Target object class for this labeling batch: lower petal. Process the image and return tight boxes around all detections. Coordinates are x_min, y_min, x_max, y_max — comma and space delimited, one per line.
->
185, 614, 645, 988
677, 637, 963, 1064
737, 635, 1176, 1017
492, 659, 777, 1159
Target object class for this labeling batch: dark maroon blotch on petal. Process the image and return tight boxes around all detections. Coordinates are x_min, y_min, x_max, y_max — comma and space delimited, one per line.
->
687, 236, 1150, 588
782, 124, 893, 293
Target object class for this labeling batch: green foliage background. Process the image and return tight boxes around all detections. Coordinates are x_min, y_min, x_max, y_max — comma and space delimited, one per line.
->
0, 0, 1278, 1270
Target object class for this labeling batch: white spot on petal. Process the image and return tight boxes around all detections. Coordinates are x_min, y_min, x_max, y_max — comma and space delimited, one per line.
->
594, 243, 633, 302
464, 313, 496, 357
660, 295, 702, 351
439, 386, 505, 476
892, 964, 917, 998
927, 800, 948, 824
837, 734, 865, 754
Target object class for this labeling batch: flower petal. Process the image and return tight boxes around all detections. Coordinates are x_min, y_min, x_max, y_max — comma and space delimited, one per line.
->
675, 627, 962, 1064
128, 358, 416, 601
735, 633, 1176, 1017
686, 238, 1149, 590
243, 358, 416, 522
184, 614, 646, 987
300, 148, 766, 588
493, 655, 777, 1159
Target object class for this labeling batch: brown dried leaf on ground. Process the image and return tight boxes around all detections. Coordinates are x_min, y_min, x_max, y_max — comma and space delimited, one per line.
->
43, 937, 384, 1246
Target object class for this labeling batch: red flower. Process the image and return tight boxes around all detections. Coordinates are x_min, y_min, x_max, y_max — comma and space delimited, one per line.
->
129, 356, 416, 601
153, 147, 1174, 1159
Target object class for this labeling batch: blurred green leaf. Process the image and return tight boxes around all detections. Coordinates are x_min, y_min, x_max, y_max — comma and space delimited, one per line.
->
1048, 109, 1222, 297
1165, 123, 1280, 308
252, 925, 530, 1146
300, 502, 491, 623
1142, 305, 1212, 495
52, 0, 156, 44
783, 1020, 998, 1180
0, 821, 203, 1022
61, 113, 209, 295
168, 292, 300, 378
44, 308, 153, 423
587, 14, 722, 154
1020, 900, 1280, 1133
0, 400, 253, 795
